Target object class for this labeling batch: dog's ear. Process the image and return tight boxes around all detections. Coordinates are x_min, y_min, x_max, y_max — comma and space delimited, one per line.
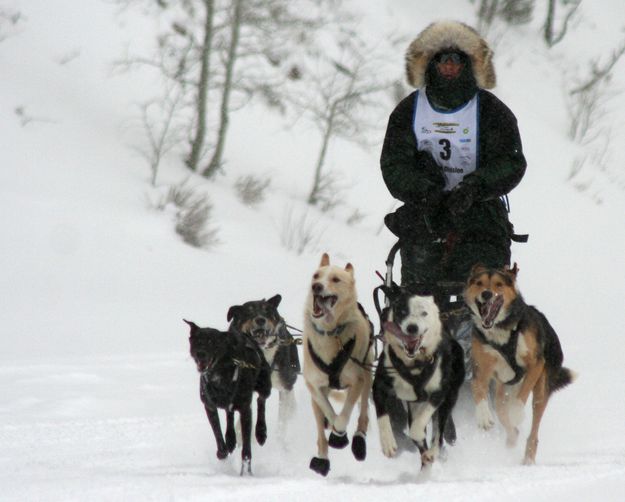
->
319, 253, 330, 267
183, 319, 199, 335
504, 262, 519, 279
345, 262, 354, 275
468, 263, 488, 282
227, 305, 243, 322
268, 294, 282, 308
470, 263, 487, 275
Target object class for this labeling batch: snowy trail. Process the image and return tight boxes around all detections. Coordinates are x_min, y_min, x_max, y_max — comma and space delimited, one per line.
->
3, 0, 625, 500
1, 355, 623, 501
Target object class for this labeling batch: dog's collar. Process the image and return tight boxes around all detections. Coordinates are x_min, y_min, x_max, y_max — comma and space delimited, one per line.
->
310, 321, 348, 337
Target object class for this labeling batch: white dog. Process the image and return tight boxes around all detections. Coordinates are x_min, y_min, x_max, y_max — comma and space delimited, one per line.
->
303, 253, 373, 477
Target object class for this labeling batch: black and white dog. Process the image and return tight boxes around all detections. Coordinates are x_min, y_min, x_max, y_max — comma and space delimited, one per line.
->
227, 294, 300, 427
372, 285, 464, 469
185, 320, 272, 475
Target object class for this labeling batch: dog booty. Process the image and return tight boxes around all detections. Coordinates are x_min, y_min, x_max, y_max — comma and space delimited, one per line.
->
328, 429, 349, 449
443, 416, 457, 445
351, 431, 367, 461
240, 458, 253, 476
310, 457, 330, 476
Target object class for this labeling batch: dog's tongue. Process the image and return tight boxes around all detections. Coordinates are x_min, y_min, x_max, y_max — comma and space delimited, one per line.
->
479, 295, 504, 328
313, 296, 325, 317
404, 336, 422, 353
384, 322, 422, 354
383, 321, 403, 337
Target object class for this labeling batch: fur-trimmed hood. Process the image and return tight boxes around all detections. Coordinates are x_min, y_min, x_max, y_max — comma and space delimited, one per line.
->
405, 21, 496, 89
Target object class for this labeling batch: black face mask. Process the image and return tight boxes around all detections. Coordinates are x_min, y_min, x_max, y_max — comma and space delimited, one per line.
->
425, 52, 478, 110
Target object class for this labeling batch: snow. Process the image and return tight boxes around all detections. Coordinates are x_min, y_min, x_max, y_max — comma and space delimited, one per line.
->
2, 0, 625, 500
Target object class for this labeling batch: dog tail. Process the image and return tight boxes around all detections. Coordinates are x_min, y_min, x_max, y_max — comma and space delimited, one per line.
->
548, 366, 577, 394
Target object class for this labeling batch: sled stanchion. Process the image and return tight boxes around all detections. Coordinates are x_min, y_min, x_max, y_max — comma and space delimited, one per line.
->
385, 240, 402, 292
371, 239, 402, 361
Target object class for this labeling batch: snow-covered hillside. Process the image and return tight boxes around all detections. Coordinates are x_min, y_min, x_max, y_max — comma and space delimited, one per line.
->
1, 0, 624, 500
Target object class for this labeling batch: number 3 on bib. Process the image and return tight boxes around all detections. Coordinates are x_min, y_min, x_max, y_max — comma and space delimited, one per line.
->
438, 139, 451, 161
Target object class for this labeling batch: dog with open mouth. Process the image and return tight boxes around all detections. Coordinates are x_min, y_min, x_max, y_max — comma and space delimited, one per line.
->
302, 253, 374, 477
372, 284, 464, 469
464, 264, 576, 464
227, 295, 300, 428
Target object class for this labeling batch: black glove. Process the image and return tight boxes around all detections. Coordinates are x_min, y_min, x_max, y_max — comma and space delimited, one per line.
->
418, 188, 444, 213
445, 182, 479, 216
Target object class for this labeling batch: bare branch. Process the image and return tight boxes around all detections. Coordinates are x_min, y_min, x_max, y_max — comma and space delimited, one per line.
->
570, 39, 625, 95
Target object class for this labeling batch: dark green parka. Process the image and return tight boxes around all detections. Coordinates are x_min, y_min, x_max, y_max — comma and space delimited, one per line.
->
381, 21, 527, 286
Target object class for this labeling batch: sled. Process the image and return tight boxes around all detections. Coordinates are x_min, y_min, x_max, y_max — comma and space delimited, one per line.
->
372, 238, 474, 380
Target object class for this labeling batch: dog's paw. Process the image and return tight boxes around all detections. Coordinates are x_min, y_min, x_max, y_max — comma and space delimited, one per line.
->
508, 398, 525, 428
240, 457, 252, 476
443, 417, 457, 445
378, 415, 398, 458
476, 400, 495, 430
255, 423, 267, 446
351, 431, 367, 461
309, 457, 330, 477
328, 429, 349, 449
216, 447, 229, 460
421, 445, 439, 466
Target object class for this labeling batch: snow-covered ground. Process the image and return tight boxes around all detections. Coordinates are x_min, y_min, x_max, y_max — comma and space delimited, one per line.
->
1, 1, 624, 500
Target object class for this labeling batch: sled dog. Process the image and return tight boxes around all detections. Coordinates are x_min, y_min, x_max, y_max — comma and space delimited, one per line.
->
227, 295, 300, 427
303, 253, 374, 477
373, 285, 464, 468
464, 264, 576, 464
184, 320, 271, 475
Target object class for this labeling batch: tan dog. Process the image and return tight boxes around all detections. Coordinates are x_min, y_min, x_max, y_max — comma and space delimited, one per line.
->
303, 253, 373, 477
464, 264, 575, 464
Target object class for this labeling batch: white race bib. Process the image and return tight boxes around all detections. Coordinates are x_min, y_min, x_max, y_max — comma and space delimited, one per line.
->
413, 89, 478, 191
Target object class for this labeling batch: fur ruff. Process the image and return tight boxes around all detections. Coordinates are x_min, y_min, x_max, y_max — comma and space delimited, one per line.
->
405, 20, 496, 89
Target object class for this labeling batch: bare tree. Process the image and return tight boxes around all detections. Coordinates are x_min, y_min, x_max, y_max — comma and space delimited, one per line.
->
568, 38, 625, 143
202, 0, 242, 178
286, 31, 393, 207
186, 0, 217, 173
114, 0, 222, 175
565, 32, 625, 198
476, 0, 499, 33
117, 0, 344, 181
543, 0, 580, 47
201, 0, 341, 178
570, 40, 625, 96
475, 0, 534, 33
133, 84, 185, 186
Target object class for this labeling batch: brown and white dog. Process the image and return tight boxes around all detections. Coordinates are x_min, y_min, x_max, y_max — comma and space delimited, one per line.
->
464, 264, 575, 464
303, 253, 374, 477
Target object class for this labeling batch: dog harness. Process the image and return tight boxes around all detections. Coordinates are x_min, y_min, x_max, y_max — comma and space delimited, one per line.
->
307, 337, 356, 390
388, 346, 440, 402
473, 326, 525, 385
310, 322, 348, 337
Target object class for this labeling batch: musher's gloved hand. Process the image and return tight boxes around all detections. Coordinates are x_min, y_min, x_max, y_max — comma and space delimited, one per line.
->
446, 182, 478, 216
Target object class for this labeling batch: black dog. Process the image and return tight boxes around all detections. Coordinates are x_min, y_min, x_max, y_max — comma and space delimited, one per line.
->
185, 320, 271, 475
372, 285, 464, 469
227, 295, 300, 427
